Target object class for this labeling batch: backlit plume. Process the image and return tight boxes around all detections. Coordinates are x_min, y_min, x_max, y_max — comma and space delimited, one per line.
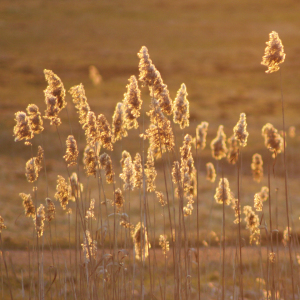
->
251, 154, 263, 182
262, 123, 283, 158
261, 31, 286, 74
144, 149, 157, 192
206, 162, 216, 183
159, 234, 169, 256
45, 198, 56, 222
227, 135, 239, 164
132, 222, 151, 261
138, 46, 172, 115
214, 178, 233, 205
25, 146, 44, 183
43, 69, 66, 126
99, 153, 115, 184
83, 111, 100, 146
34, 204, 45, 238
243, 206, 260, 245
55, 175, 70, 210
113, 188, 125, 213
133, 153, 143, 189
13, 111, 33, 143
120, 156, 135, 191
112, 102, 128, 142
173, 83, 190, 129
26, 104, 44, 135
211, 125, 227, 160
123, 75, 143, 129
19, 193, 35, 217
0, 216, 6, 232
63, 135, 79, 167
97, 114, 113, 151
233, 113, 249, 147
83, 144, 99, 177
195, 122, 209, 150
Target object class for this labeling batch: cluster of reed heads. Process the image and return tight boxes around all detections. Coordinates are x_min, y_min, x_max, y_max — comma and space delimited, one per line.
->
2, 31, 295, 299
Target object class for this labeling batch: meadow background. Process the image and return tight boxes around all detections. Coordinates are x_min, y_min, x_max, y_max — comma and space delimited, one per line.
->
1, 0, 300, 298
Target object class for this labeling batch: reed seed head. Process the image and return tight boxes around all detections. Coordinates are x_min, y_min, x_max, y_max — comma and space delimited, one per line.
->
144, 149, 157, 192
69, 172, 83, 201
243, 206, 260, 245
173, 83, 190, 129
133, 153, 143, 189
227, 135, 239, 164
34, 204, 45, 238
262, 123, 283, 158
206, 162, 216, 183
261, 31, 286, 74
97, 114, 113, 151
120, 156, 135, 191
210, 125, 227, 160
63, 135, 79, 167
289, 126, 296, 138
0, 216, 6, 232
26, 104, 44, 134
159, 235, 169, 256
155, 191, 167, 207
83, 111, 100, 146
132, 222, 151, 261
195, 122, 209, 150
19, 193, 35, 217
254, 193, 263, 211
214, 178, 233, 205
89, 65, 102, 86
13, 111, 34, 142
233, 113, 249, 147
112, 102, 128, 142
45, 198, 55, 222
81, 230, 97, 263
85, 199, 96, 220
251, 153, 263, 182
114, 188, 125, 213
99, 153, 115, 184
55, 175, 70, 210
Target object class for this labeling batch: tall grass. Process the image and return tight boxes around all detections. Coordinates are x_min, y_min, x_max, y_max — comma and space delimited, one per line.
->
1, 32, 298, 300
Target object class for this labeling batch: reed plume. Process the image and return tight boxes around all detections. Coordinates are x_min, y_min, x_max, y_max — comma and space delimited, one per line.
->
69, 172, 83, 201
251, 154, 263, 182
25, 146, 44, 183
155, 191, 167, 207
211, 125, 227, 160
144, 149, 157, 192
214, 178, 233, 205
173, 83, 190, 129
133, 153, 143, 189
282, 226, 291, 247
183, 195, 194, 216
227, 135, 239, 164
99, 153, 115, 184
43, 69, 66, 126
69, 83, 91, 126
254, 193, 263, 211
19, 193, 35, 217
89, 65, 102, 86
206, 162, 216, 183
138, 46, 172, 115
85, 199, 96, 220
243, 206, 260, 245
83, 111, 100, 146
81, 230, 97, 263
258, 186, 269, 202
97, 114, 113, 151
113, 188, 125, 213
26, 104, 44, 134
132, 222, 151, 261
112, 102, 128, 142
120, 156, 135, 191
63, 135, 79, 167
13, 111, 33, 142
195, 121, 209, 150
262, 123, 283, 158
45, 198, 55, 222
83, 144, 99, 177
123, 75, 143, 129
54, 175, 70, 210
288, 126, 296, 138
34, 204, 45, 238
0, 216, 6, 232
159, 234, 169, 255
261, 31, 286, 74
233, 113, 249, 147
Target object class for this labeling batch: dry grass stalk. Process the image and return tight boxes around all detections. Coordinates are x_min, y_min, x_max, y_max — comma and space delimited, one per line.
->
251, 153, 263, 182
34, 204, 45, 238
45, 198, 55, 222
63, 135, 79, 167
214, 178, 233, 205
211, 125, 227, 160
227, 135, 239, 164
112, 102, 128, 142
89, 65, 102, 86
206, 162, 216, 183
262, 123, 284, 158
123, 75, 142, 129
99, 153, 115, 184
54, 175, 70, 210
0, 216, 6, 232
13, 111, 34, 142
26, 104, 44, 134
138, 46, 172, 115
173, 83, 189, 129
243, 206, 260, 245
19, 193, 35, 217
194, 121, 209, 150
43, 69, 66, 126
159, 235, 169, 255
261, 31, 286, 74
233, 113, 249, 147
132, 222, 151, 261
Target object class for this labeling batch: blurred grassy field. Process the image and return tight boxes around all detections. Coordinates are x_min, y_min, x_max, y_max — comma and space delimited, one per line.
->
1, 0, 300, 248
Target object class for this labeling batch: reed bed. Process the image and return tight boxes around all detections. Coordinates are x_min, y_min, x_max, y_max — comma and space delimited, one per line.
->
1, 31, 299, 300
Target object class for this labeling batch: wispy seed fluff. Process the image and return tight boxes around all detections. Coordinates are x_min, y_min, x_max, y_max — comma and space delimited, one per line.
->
227, 135, 239, 164
25, 146, 44, 183
254, 193, 263, 212
159, 234, 169, 256
89, 65, 102, 86
120, 156, 135, 191
97, 114, 113, 151
26, 104, 44, 135
233, 113, 249, 147
99, 153, 115, 184
81, 230, 97, 263
138, 46, 172, 115
214, 178, 233, 205
173, 83, 190, 129
69, 172, 83, 201
34, 204, 45, 238
258, 186, 269, 202
113, 188, 125, 213
243, 206, 260, 245
85, 199, 96, 220
206, 162, 216, 183
123, 75, 143, 129
19, 193, 35, 217
195, 121, 209, 150
54, 175, 70, 210
13, 111, 33, 142
69, 84, 91, 126
262, 123, 283, 158
251, 154, 263, 182
210, 125, 228, 160
144, 149, 157, 192
112, 102, 128, 142
155, 191, 167, 207
132, 222, 151, 261
133, 153, 143, 189
0, 216, 6, 232
45, 198, 55, 222
261, 31, 286, 74
43, 69, 66, 126
63, 135, 79, 167
83, 143, 100, 177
